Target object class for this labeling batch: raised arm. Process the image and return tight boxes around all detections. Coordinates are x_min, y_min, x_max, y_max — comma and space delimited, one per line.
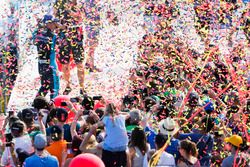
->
70, 110, 83, 138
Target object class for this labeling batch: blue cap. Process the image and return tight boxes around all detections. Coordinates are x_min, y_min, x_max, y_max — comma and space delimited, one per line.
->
43, 15, 59, 24
34, 134, 47, 149
204, 99, 214, 112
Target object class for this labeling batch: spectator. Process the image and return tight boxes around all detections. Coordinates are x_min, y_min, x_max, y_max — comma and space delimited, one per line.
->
145, 117, 180, 162
177, 140, 200, 167
128, 126, 149, 167
46, 125, 67, 167
91, 103, 130, 167
222, 135, 243, 167
24, 134, 59, 167
178, 116, 214, 166
46, 108, 80, 142
149, 134, 176, 167
126, 109, 142, 138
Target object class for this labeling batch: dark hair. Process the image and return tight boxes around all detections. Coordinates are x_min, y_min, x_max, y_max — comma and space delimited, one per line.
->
201, 116, 214, 133
82, 96, 94, 110
8, 116, 20, 128
18, 108, 34, 126
155, 134, 167, 149
95, 108, 104, 118
11, 120, 26, 137
130, 127, 148, 155
86, 115, 99, 125
180, 140, 198, 157
55, 108, 68, 122
33, 96, 49, 110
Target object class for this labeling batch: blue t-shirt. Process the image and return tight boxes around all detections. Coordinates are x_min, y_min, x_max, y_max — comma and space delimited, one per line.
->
102, 115, 128, 151
46, 123, 80, 142
222, 155, 235, 167
24, 154, 59, 167
178, 133, 214, 166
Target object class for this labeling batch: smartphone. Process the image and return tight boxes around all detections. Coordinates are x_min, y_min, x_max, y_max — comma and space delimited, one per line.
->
93, 96, 102, 101
67, 142, 72, 149
5, 142, 12, 147
67, 142, 72, 154
61, 102, 67, 106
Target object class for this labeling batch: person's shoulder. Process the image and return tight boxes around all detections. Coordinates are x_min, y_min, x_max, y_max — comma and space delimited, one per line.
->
24, 154, 38, 163
162, 151, 175, 159
222, 155, 234, 167
160, 151, 175, 165
48, 154, 59, 161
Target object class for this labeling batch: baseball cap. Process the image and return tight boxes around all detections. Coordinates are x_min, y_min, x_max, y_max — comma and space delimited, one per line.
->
43, 14, 59, 24
51, 125, 62, 134
51, 125, 62, 141
11, 121, 24, 135
21, 108, 34, 121
224, 135, 243, 147
34, 134, 47, 150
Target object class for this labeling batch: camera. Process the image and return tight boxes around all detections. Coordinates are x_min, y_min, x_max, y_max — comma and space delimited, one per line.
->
61, 102, 67, 106
5, 142, 13, 147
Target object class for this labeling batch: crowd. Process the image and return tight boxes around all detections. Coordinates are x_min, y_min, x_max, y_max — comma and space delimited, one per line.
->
0, 0, 250, 167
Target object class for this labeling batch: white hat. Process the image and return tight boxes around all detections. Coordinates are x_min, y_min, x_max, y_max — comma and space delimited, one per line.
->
158, 117, 179, 136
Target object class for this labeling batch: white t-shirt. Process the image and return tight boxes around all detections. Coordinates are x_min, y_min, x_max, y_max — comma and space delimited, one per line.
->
13, 134, 34, 155
157, 151, 176, 167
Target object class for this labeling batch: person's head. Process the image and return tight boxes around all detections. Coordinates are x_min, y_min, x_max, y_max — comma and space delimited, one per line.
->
82, 95, 94, 111
34, 134, 47, 151
201, 116, 214, 133
11, 120, 26, 138
50, 125, 63, 141
105, 103, 117, 116
33, 96, 49, 110
187, 92, 199, 108
179, 140, 198, 158
95, 108, 104, 119
42, 15, 59, 30
18, 108, 34, 126
224, 135, 243, 152
154, 134, 167, 150
129, 109, 142, 125
55, 108, 68, 123
130, 127, 148, 154
8, 115, 20, 128
86, 115, 99, 125
158, 117, 179, 137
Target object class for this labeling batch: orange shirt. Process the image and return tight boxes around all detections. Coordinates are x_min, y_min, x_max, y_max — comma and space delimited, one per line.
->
46, 140, 67, 167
